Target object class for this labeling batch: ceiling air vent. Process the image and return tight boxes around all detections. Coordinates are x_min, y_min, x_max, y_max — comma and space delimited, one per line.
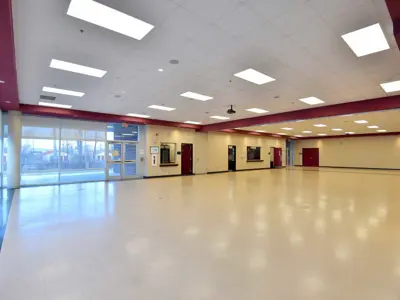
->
40, 95, 56, 101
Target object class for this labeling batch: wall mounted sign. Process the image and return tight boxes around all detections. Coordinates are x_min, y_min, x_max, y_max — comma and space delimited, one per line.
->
151, 154, 158, 166
150, 146, 159, 154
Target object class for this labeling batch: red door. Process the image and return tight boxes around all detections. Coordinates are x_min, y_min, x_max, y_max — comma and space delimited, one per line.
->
181, 144, 193, 175
274, 148, 282, 167
302, 148, 319, 167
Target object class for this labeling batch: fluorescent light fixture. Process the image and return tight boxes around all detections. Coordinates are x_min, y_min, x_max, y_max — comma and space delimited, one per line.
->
332, 128, 343, 131
281, 127, 293, 130
184, 121, 202, 125
67, 0, 154, 40
50, 59, 107, 78
318, 134, 328, 136
354, 120, 368, 124
255, 130, 266, 133
42, 86, 84, 97
377, 129, 387, 132
0, 80, 4, 84
367, 125, 379, 129
246, 108, 269, 114
148, 105, 176, 111
302, 131, 312, 134
381, 80, 400, 93
38, 101, 72, 109
341, 23, 389, 57
210, 116, 230, 120
294, 135, 303, 137
180, 91, 213, 101
314, 124, 326, 127
158, 69, 164, 72
299, 97, 325, 105
345, 132, 355, 134
234, 68, 275, 85
126, 113, 150, 118
296, 120, 305, 122
277, 133, 287, 135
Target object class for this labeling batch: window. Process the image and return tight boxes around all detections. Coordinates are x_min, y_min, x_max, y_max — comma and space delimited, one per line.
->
247, 146, 261, 160
160, 143, 176, 164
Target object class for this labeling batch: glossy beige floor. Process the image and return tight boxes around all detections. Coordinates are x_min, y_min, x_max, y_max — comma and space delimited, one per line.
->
1, 168, 400, 300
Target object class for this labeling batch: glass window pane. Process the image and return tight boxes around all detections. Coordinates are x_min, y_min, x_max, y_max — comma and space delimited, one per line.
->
108, 163, 121, 177
124, 163, 136, 177
107, 123, 139, 141
108, 143, 122, 161
20, 138, 59, 185
124, 143, 136, 161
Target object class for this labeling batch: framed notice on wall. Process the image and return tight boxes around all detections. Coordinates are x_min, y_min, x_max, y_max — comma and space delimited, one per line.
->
150, 146, 159, 154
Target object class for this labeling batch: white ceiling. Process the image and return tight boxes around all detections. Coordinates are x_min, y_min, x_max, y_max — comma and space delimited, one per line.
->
241, 109, 400, 136
12, 0, 400, 124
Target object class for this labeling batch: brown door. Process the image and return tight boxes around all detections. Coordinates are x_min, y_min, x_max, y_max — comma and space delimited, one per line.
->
274, 148, 282, 167
181, 144, 193, 175
302, 148, 319, 167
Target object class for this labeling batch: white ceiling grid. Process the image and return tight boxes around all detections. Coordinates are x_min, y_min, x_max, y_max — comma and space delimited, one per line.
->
12, 0, 400, 125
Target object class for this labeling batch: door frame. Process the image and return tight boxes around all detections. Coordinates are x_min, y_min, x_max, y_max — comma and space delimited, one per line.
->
106, 141, 138, 180
181, 143, 193, 175
228, 145, 236, 171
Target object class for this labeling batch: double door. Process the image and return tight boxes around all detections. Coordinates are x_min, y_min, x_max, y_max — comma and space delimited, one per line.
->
106, 142, 137, 180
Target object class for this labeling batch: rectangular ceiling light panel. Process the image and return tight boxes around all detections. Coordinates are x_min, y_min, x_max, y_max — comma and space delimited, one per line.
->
332, 128, 343, 131
299, 97, 325, 105
234, 68, 275, 85
184, 121, 202, 125
126, 113, 150, 118
367, 125, 379, 129
210, 116, 230, 120
180, 92, 213, 101
381, 80, 400, 93
341, 23, 389, 57
50, 59, 107, 78
255, 130, 266, 133
314, 124, 326, 127
42, 86, 85, 97
354, 120, 368, 124
246, 108, 269, 114
38, 101, 72, 109
148, 105, 176, 111
67, 0, 155, 40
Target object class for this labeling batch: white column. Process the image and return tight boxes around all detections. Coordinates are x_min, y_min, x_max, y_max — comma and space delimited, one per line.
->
7, 111, 21, 189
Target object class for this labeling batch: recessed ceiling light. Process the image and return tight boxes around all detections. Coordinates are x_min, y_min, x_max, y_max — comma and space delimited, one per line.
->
367, 125, 379, 129
210, 116, 230, 120
377, 129, 387, 132
255, 130, 266, 133
296, 120, 305, 122
299, 97, 325, 105
341, 23, 389, 57
38, 101, 72, 109
184, 121, 202, 125
302, 131, 312, 134
246, 108, 269, 114
5, 101, 11, 103
50, 59, 107, 78
126, 113, 150, 118
158, 69, 164, 72
148, 105, 176, 111
354, 120, 368, 124
345, 132, 355, 134
380, 80, 400, 93
0, 80, 5, 84
42, 86, 84, 97
234, 68, 275, 85
318, 134, 328, 136
67, 0, 154, 40
277, 133, 287, 135
314, 124, 326, 127
180, 92, 213, 101
332, 128, 343, 131
281, 127, 293, 130
294, 135, 303, 137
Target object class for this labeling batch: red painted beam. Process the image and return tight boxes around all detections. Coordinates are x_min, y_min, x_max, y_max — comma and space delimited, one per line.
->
0, 0, 19, 110
298, 131, 400, 140
19, 104, 202, 130
386, 0, 400, 49
200, 95, 400, 132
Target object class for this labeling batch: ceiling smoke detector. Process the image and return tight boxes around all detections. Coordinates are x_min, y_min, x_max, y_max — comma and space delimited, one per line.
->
227, 105, 236, 115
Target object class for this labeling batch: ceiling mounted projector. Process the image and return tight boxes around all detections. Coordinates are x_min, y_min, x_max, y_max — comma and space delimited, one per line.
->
227, 105, 236, 114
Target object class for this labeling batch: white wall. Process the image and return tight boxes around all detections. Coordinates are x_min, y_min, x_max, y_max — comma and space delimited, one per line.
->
143, 125, 286, 177
294, 135, 400, 169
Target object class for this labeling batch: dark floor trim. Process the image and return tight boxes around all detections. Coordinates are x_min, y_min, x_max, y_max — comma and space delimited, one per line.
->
236, 167, 270, 172
0, 189, 16, 252
143, 174, 182, 179
207, 171, 229, 174
295, 165, 400, 171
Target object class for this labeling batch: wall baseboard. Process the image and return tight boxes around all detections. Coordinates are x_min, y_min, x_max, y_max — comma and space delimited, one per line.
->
143, 174, 182, 179
207, 171, 229, 174
295, 165, 400, 171
236, 167, 270, 172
